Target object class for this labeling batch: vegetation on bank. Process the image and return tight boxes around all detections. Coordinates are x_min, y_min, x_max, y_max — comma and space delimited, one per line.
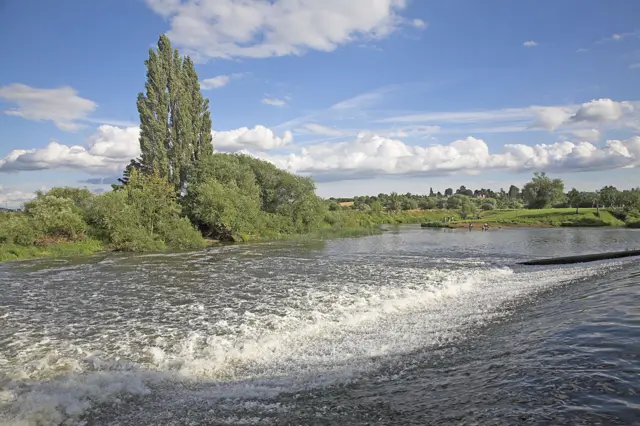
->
2, 35, 640, 262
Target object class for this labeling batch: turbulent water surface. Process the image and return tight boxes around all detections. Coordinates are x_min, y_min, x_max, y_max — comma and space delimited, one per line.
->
1, 226, 640, 425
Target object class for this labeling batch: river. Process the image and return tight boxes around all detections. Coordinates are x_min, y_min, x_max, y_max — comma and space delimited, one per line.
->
1, 226, 639, 425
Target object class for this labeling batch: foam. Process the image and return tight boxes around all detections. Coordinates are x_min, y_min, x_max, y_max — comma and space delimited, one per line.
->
0, 249, 628, 425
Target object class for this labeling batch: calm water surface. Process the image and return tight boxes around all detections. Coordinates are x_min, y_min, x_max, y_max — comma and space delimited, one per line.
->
1, 227, 639, 425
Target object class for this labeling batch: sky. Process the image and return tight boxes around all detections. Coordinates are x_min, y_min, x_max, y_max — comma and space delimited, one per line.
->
1, 0, 640, 208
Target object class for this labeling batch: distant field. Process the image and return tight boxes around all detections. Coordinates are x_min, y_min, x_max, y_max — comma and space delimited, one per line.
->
473, 208, 625, 227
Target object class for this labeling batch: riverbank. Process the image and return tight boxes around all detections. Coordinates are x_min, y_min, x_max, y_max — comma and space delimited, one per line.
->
0, 225, 383, 262
1, 208, 635, 263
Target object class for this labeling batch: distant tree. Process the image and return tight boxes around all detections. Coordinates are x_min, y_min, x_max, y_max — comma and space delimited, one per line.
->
403, 198, 419, 210
599, 185, 619, 207
429, 187, 435, 197
508, 185, 520, 199
444, 188, 453, 197
419, 198, 436, 210
456, 185, 473, 197
567, 188, 582, 213
522, 172, 565, 209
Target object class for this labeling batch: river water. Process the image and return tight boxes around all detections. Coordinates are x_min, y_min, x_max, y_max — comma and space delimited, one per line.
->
1, 226, 640, 425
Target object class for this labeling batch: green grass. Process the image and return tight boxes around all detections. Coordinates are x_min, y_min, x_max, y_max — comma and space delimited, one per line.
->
420, 221, 454, 228
476, 208, 625, 227
0, 239, 104, 262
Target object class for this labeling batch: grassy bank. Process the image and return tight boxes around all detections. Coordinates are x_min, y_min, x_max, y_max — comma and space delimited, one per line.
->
471, 208, 625, 227
0, 239, 104, 262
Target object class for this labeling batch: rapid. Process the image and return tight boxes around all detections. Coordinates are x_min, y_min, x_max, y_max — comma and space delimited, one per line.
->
1, 227, 639, 425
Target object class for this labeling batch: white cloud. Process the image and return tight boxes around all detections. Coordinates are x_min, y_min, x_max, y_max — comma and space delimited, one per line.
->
0, 124, 296, 174
411, 19, 428, 29
145, 0, 415, 60
255, 133, 640, 181
301, 123, 345, 136
529, 106, 574, 130
0, 84, 97, 131
213, 125, 293, 151
569, 128, 601, 142
380, 98, 639, 133
630, 63, 640, 70
0, 189, 35, 208
577, 48, 589, 53
262, 97, 287, 107
378, 107, 534, 124
597, 30, 639, 44
523, 40, 538, 47
0, 125, 140, 174
200, 72, 245, 90
201, 75, 231, 89
568, 98, 634, 124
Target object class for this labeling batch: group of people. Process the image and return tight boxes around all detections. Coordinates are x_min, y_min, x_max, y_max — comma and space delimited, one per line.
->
467, 222, 490, 231
442, 216, 489, 231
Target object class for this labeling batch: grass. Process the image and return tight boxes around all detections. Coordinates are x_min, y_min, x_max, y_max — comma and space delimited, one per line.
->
0, 239, 104, 262
475, 208, 625, 227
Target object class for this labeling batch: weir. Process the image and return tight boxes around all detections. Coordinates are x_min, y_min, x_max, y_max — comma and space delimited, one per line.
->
518, 249, 640, 266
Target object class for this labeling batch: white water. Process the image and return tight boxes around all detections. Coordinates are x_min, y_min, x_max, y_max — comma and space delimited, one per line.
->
0, 249, 626, 425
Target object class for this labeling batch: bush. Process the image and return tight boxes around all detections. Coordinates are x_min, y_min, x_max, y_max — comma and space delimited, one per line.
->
23, 195, 87, 241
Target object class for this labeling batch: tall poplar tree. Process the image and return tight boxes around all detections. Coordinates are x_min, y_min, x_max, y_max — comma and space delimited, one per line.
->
133, 34, 213, 193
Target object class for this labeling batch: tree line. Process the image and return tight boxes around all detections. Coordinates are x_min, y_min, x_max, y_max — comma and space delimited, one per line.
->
329, 172, 640, 217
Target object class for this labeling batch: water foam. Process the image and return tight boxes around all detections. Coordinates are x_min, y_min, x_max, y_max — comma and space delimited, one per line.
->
0, 249, 628, 425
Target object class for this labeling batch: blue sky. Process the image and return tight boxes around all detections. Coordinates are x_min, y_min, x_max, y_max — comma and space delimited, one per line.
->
1, 0, 639, 207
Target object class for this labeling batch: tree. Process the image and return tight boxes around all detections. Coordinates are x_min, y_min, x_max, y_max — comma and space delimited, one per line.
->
456, 185, 473, 197
135, 34, 213, 193
429, 187, 435, 197
522, 172, 565, 209
567, 188, 582, 213
444, 188, 453, 197
599, 185, 618, 207
508, 185, 519, 199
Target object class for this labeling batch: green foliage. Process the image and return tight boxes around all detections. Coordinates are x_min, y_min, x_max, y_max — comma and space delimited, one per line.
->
184, 153, 326, 240
23, 195, 87, 241
522, 172, 565, 208
0, 213, 41, 245
87, 169, 204, 251
135, 34, 213, 193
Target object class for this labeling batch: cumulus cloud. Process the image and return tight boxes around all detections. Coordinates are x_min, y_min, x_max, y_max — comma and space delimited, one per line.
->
254, 133, 640, 181
3, 120, 639, 183
200, 73, 245, 90
145, 0, 416, 60
0, 123, 296, 174
0, 125, 140, 174
0, 84, 97, 131
568, 98, 634, 124
523, 40, 538, 47
262, 97, 287, 107
212, 125, 293, 151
